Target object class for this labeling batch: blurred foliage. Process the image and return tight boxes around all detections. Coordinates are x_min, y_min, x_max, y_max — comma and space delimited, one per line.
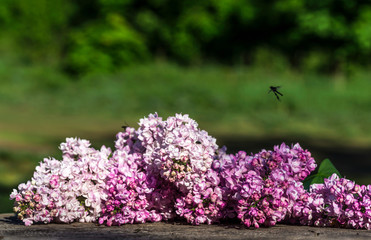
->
1, 0, 371, 75
66, 11, 149, 74
0, 61, 370, 144
0, 0, 73, 65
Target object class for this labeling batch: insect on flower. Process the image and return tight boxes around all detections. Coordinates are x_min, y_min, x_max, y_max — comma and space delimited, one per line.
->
121, 121, 130, 130
268, 86, 283, 101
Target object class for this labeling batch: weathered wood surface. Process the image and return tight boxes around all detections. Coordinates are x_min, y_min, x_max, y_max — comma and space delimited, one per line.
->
0, 213, 370, 240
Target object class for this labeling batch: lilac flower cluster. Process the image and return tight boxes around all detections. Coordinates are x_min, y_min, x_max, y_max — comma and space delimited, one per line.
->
9, 113, 371, 230
292, 173, 371, 229
98, 127, 177, 226
175, 169, 225, 225
213, 143, 315, 228
10, 138, 112, 225
137, 113, 218, 193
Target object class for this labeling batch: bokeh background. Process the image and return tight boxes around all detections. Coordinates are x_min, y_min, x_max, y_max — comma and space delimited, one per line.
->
0, 0, 370, 213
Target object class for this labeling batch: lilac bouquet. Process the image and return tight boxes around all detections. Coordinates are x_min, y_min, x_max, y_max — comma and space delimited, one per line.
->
9, 113, 371, 229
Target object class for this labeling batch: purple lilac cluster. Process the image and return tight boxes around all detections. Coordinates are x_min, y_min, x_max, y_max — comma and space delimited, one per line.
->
9, 113, 371, 230
292, 173, 371, 229
175, 169, 225, 225
213, 143, 316, 228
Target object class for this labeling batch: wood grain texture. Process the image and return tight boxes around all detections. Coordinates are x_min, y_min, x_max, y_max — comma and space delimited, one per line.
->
0, 213, 370, 240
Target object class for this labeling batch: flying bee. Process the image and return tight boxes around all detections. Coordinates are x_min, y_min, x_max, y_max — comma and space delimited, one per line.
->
196, 140, 201, 144
268, 86, 283, 101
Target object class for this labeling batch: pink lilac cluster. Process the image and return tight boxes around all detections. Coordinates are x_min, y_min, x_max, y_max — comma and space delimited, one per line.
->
98, 127, 178, 226
135, 113, 225, 225
244, 143, 317, 181
291, 173, 371, 229
175, 169, 225, 225
10, 180, 53, 226
137, 113, 218, 193
213, 143, 316, 228
236, 173, 289, 228
10, 138, 112, 225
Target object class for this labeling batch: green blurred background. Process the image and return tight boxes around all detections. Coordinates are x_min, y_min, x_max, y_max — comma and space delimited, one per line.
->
1, 0, 371, 213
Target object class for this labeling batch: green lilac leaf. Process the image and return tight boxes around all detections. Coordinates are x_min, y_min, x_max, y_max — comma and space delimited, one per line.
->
303, 158, 342, 190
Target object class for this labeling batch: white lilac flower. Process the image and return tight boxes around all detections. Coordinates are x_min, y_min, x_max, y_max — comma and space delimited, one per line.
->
10, 138, 112, 225
137, 113, 218, 193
